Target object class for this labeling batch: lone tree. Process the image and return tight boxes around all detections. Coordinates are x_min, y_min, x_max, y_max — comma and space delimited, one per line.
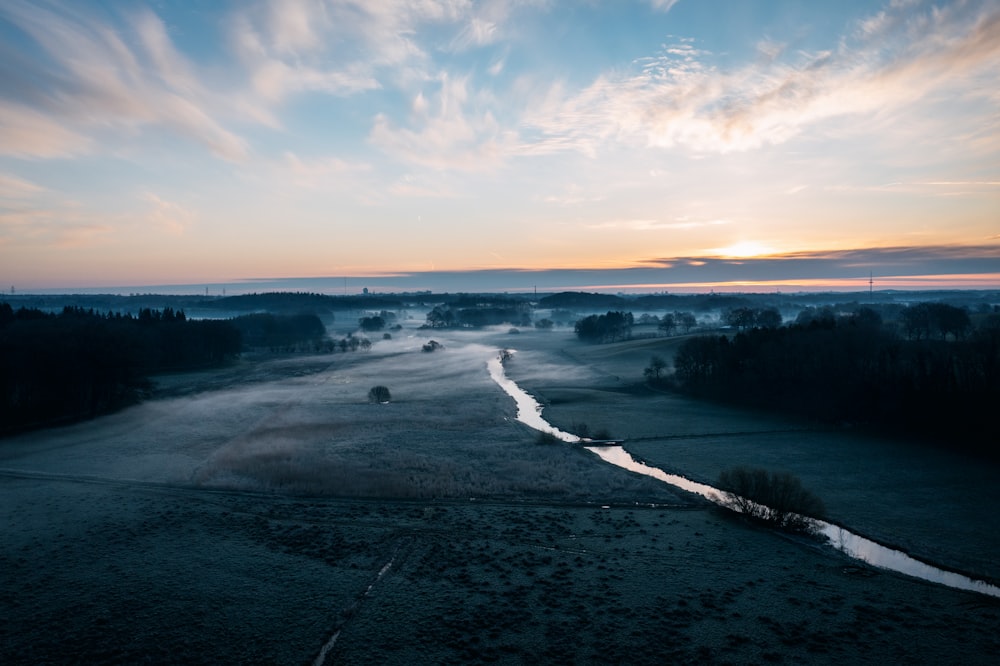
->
716, 466, 825, 533
368, 385, 391, 403
643, 355, 668, 382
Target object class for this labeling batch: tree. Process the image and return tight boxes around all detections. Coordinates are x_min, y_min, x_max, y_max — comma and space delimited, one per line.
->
368, 385, 391, 403
901, 303, 933, 340
658, 314, 676, 335
716, 466, 825, 533
795, 306, 835, 329
930, 303, 970, 340
358, 315, 385, 332
574, 311, 634, 343
724, 307, 756, 331
643, 355, 668, 382
673, 335, 729, 385
755, 308, 782, 329
675, 312, 697, 333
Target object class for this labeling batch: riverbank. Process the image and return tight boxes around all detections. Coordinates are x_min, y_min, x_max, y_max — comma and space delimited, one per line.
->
499, 328, 1000, 584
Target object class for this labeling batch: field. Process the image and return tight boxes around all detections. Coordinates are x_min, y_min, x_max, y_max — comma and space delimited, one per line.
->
2, 325, 998, 663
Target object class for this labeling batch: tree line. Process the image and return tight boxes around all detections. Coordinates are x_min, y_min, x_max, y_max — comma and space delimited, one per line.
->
0, 304, 242, 433
669, 305, 1000, 458
229, 313, 326, 351
0, 305, 334, 434
574, 311, 634, 343
424, 303, 532, 328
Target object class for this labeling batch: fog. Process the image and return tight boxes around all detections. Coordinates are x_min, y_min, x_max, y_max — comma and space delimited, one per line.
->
0, 325, 675, 502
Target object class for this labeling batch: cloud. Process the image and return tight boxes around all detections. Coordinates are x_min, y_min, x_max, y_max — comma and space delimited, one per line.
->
229, 0, 486, 101
228, 11, 380, 104
629, 243, 1000, 287
649, 0, 682, 13
451, 17, 499, 50
143, 193, 196, 235
0, 102, 92, 158
0, 202, 115, 249
519, 0, 1000, 156
369, 73, 516, 170
0, 172, 43, 199
0, 1, 249, 161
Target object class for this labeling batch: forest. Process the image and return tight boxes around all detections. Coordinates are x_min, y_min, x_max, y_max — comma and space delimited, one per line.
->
0, 304, 330, 434
668, 305, 1000, 458
0, 304, 242, 433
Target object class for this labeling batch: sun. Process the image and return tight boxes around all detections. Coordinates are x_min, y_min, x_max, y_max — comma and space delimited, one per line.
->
711, 241, 777, 258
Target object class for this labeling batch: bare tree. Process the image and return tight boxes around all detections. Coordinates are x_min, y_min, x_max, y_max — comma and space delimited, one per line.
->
643, 355, 668, 381
716, 466, 825, 533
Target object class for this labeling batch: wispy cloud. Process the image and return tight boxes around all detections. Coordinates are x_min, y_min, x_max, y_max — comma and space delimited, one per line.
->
369, 73, 516, 170
0, 102, 92, 158
0, 172, 43, 198
520, 0, 1000, 156
143, 193, 196, 236
648, 0, 682, 13
0, 202, 115, 249
281, 151, 371, 189
0, 1, 249, 161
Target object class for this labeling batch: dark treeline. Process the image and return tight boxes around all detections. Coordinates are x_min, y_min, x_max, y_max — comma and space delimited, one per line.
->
424, 301, 532, 328
207, 292, 403, 313
670, 306, 1000, 458
230, 313, 326, 351
540, 290, 754, 312
0, 304, 241, 433
575, 311, 635, 343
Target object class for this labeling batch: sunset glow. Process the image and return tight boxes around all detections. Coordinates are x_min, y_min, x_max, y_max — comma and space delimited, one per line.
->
1, 1, 998, 293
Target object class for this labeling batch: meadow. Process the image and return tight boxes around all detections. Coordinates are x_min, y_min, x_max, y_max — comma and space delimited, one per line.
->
2, 324, 998, 663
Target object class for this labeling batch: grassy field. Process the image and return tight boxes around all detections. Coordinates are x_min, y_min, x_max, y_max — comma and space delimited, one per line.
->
2, 325, 998, 663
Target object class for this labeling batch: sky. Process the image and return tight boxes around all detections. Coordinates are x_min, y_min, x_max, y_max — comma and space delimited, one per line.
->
1, 0, 998, 294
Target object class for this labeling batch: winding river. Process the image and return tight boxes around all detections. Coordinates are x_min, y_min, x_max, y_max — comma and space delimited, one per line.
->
487, 354, 1000, 599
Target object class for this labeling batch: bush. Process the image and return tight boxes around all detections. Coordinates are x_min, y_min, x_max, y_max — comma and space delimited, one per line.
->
368, 385, 391, 403
716, 466, 825, 533
536, 431, 560, 445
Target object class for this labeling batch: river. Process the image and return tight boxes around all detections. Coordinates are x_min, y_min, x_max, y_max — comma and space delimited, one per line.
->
487, 352, 1000, 599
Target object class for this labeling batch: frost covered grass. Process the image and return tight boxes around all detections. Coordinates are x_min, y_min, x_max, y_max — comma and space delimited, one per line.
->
0, 330, 677, 502
3, 325, 1000, 664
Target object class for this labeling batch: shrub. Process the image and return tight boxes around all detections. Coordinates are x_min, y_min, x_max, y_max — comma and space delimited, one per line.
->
536, 431, 560, 445
368, 385, 391, 403
716, 466, 825, 533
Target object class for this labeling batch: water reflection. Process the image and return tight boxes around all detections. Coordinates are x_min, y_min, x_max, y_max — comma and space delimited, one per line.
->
489, 352, 1000, 599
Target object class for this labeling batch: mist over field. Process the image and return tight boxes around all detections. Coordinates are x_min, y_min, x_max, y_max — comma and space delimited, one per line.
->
0, 328, 674, 502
